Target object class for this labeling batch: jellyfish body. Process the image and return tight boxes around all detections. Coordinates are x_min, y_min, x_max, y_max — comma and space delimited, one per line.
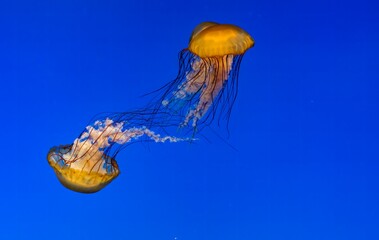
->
188, 23, 254, 57
158, 22, 254, 130
48, 144, 119, 193
48, 117, 185, 193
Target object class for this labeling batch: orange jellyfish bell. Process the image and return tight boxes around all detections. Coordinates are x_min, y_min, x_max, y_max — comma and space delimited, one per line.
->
188, 22, 254, 58
47, 144, 120, 193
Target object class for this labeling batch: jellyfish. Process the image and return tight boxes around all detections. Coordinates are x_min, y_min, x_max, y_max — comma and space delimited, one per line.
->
153, 22, 254, 132
48, 111, 186, 193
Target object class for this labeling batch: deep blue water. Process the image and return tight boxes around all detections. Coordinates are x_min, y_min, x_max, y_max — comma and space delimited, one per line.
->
1, 0, 378, 239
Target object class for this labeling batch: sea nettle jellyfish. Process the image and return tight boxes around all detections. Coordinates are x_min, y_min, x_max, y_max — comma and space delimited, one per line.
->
152, 22, 254, 132
48, 111, 186, 193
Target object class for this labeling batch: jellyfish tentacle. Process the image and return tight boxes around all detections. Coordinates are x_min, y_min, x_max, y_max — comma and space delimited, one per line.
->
175, 55, 233, 127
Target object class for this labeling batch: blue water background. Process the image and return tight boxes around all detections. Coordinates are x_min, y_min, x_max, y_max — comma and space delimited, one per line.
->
0, 0, 378, 239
